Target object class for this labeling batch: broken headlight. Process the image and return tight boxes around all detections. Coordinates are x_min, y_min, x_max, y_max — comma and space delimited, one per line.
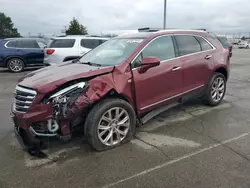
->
47, 82, 87, 104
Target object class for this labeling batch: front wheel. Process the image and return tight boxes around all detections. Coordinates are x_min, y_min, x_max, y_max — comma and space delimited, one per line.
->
7, 58, 25, 73
85, 98, 136, 151
203, 73, 226, 106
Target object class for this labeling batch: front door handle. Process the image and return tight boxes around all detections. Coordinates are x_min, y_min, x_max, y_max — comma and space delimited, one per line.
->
205, 55, 212, 60
172, 66, 181, 71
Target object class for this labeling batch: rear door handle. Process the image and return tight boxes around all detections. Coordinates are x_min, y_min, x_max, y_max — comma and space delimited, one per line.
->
205, 55, 212, 60
172, 66, 181, 71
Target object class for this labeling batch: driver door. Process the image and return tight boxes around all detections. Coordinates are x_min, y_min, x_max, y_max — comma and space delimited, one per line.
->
131, 35, 183, 114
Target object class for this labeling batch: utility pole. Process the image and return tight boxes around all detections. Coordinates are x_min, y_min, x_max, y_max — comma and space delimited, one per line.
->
163, 0, 167, 29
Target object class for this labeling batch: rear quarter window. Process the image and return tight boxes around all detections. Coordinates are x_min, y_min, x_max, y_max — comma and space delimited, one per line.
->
49, 39, 76, 48
195, 36, 213, 51
81, 39, 106, 49
6, 40, 17, 48
217, 37, 230, 48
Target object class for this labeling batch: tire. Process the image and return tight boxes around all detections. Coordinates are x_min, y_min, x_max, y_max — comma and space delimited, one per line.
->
203, 73, 226, 106
7, 58, 25, 73
85, 98, 136, 151
246, 46, 249, 49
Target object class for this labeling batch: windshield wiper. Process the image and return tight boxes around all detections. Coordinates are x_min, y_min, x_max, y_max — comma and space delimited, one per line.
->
81, 61, 102, 67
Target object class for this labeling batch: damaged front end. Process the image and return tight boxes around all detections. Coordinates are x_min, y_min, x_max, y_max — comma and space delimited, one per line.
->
11, 81, 92, 158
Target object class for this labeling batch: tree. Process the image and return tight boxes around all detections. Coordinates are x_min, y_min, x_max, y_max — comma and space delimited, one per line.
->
66, 17, 88, 35
0, 13, 21, 39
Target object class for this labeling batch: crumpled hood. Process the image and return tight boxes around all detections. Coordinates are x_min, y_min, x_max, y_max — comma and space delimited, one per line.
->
18, 62, 114, 93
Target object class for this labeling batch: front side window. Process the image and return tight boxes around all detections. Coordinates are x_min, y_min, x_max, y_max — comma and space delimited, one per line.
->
195, 36, 213, 51
143, 36, 176, 61
175, 35, 201, 56
132, 36, 175, 68
49, 39, 75, 48
21, 40, 40, 48
79, 38, 143, 66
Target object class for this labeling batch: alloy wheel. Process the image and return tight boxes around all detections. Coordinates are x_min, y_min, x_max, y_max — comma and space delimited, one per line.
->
9, 59, 24, 72
97, 107, 130, 146
211, 77, 225, 102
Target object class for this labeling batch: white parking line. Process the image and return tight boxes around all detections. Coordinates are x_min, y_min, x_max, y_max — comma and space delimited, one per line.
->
102, 132, 250, 188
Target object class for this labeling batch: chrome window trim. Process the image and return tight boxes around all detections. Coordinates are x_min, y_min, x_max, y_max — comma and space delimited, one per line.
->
131, 34, 216, 71
4, 40, 41, 50
140, 85, 204, 110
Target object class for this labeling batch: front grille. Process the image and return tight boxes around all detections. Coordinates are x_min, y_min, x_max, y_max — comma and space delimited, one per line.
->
14, 85, 37, 113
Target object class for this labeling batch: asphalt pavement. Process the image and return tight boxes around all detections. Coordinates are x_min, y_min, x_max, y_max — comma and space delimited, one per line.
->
1, 49, 250, 188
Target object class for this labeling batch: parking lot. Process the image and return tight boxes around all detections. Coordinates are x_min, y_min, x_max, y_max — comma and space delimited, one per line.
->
1, 49, 250, 188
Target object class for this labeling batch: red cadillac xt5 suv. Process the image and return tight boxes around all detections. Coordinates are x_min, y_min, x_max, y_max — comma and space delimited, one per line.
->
11, 30, 230, 157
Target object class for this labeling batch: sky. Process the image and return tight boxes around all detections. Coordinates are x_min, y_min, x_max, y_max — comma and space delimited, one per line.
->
1, 0, 250, 36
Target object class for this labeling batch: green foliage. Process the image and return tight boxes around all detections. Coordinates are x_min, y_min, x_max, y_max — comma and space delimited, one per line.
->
66, 17, 88, 35
0, 12, 21, 39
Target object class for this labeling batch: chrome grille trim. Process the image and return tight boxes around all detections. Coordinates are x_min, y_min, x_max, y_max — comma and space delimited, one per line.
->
14, 85, 37, 113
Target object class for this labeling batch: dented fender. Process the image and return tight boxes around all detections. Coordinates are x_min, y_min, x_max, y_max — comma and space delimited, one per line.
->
64, 66, 135, 120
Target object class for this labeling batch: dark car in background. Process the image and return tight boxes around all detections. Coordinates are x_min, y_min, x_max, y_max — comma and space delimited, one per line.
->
0, 38, 46, 72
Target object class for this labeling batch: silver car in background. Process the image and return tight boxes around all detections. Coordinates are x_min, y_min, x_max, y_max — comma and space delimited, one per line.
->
238, 40, 250, 49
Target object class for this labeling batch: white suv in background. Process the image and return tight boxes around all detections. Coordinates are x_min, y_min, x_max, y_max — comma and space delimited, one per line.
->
44, 36, 109, 65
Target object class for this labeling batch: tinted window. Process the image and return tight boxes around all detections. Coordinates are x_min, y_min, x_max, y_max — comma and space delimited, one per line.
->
217, 37, 230, 48
195, 36, 213, 51
142, 36, 176, 61
175, 35, 201, 56
49, 39, 75, 48
81, 39, 105, 49
20, 40, 40, 48
6, 40, 16, 48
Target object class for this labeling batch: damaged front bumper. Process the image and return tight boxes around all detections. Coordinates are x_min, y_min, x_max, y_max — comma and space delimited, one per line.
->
11, 103, 55, 157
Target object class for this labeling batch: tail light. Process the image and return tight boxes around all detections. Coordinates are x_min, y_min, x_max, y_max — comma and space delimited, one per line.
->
223, 49, 230, 55
46, 49, 55, 55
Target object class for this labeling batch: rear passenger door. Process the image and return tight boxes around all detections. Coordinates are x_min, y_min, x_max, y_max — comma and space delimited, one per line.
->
16, 40, 44, 65
174, 35, 215, 93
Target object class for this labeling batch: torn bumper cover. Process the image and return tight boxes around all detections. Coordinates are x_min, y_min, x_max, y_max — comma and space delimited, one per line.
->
11, 103, 54, 158
11, 82, 93, 158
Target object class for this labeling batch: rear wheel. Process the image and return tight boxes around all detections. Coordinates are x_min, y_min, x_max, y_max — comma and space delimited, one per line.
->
203, 73, 226, 106
85, 98, 136, 151
7, 58, 25, 73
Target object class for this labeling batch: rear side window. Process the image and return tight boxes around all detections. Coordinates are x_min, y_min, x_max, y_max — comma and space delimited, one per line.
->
49, 39, 75, 48
6, 40, 17, 48
175, 35, 201, 56
81, 39, 105, 49
195, 36, 213, 51
20, 40, 40, 48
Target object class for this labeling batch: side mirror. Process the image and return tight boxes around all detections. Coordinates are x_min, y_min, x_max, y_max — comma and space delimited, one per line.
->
139, 56, 160, 73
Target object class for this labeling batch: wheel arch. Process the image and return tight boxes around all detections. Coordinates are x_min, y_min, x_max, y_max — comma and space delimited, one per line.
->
90, 89, 135, 109
5, 56, 26, 67
214, 66, 228, 81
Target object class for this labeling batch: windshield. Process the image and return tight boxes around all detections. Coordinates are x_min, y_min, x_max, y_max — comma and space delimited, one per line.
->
79, 38, 144, 66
